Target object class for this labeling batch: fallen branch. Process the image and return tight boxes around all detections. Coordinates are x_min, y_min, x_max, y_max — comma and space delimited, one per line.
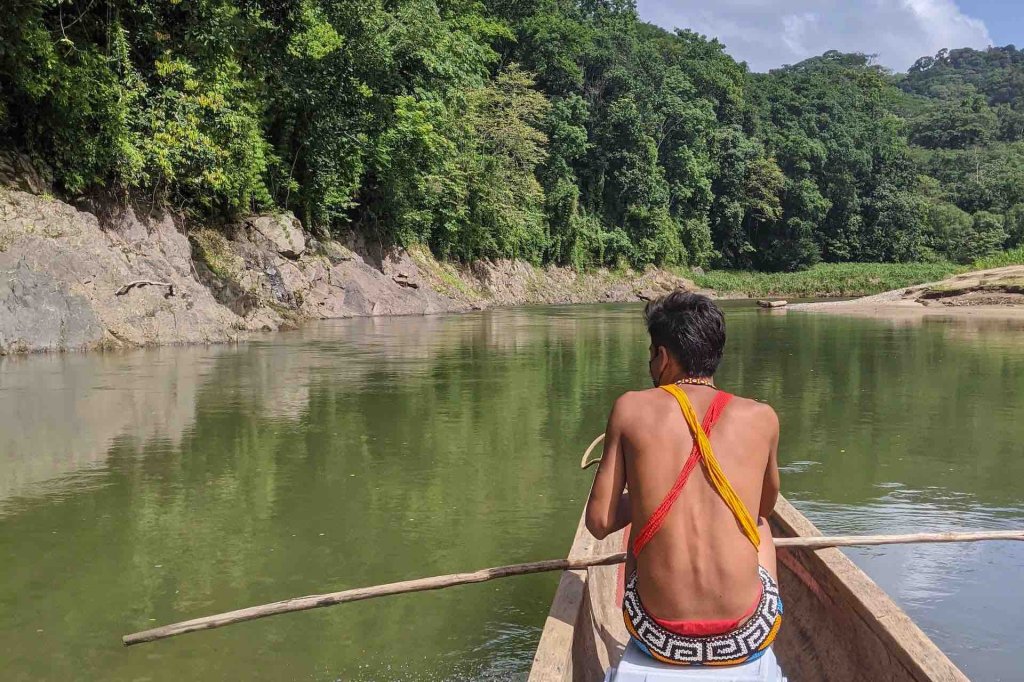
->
115, 280, 175, 298
122, 529, 1024, 646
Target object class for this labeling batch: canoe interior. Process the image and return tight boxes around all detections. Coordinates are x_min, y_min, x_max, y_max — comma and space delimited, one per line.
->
528, 496, 968, 682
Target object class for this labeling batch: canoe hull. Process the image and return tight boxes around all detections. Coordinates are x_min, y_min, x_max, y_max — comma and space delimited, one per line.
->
529, 496, 967, 682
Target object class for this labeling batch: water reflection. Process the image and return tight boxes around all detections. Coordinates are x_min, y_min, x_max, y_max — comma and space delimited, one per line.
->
0, 304, 1021, 680
0, 347, 223, 507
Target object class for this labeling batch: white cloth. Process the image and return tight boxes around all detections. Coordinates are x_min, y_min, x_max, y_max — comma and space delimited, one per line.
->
605, 641, 787, 682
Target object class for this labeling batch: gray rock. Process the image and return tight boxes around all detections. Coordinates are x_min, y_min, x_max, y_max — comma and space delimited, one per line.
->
635, 288, 659, 302
320, 240, 354, 265
0, 189, 243, 352
0, 152, 52, 195
0, 187, 716, 355
393, 273, 419, 289
246, 213, 306, 259
0, 260, 104, 353
264, 263, 292, 305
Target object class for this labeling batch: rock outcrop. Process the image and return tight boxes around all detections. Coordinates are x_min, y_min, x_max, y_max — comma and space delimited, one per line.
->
0, 190, 242, 352
245, 213, 306, 259
0, 187, 696, 355
190, 223, 469, 331
908, 267, 1024, 306
789, 265, 1024, 320
0, 259, 104, 353
0, 151, 52, 195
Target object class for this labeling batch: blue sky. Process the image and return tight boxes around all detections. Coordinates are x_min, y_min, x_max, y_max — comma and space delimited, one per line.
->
969, 0, 1024, 48
637, 0, 1021, 73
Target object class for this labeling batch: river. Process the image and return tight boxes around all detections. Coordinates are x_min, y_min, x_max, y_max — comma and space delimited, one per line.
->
1, 303, 1022, 681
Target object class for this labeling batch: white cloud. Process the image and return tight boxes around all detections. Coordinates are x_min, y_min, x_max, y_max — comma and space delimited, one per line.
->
781, 13, 819, 55
637, 0, 993, 72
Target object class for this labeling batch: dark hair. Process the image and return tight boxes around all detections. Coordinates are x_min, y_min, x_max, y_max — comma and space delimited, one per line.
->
644, 291, 726, 377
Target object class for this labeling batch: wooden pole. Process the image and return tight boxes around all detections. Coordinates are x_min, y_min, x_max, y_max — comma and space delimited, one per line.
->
123, 529, 1023, 646
580, 433, 605, 469
774, 530, 1024, 549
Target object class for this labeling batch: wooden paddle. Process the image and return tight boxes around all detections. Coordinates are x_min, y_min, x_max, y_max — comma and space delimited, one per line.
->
123, 529, 1024, 646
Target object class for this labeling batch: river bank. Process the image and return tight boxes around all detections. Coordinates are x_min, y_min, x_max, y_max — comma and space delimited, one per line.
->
0, 188, 695, 354
789, 265, 1024, 322
4, 185, 1023, 355
688, 262, 962, 299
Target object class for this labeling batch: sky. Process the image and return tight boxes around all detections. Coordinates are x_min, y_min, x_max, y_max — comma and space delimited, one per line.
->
637, 0, 1023, 73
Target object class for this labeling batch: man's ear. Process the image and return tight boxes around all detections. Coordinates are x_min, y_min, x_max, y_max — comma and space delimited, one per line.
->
651, 345, 671, 386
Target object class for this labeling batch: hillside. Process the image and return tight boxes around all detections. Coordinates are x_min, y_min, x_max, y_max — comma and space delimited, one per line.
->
0, 2, 1021, 277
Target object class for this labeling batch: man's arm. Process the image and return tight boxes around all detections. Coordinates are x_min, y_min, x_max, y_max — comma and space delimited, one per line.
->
758, 405, 781, 520
585, 395, 631, 540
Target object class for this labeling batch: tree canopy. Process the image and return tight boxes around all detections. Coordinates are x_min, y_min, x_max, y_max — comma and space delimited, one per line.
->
1, 2, 1021, 270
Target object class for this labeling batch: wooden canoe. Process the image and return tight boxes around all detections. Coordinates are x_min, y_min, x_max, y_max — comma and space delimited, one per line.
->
528, 496, 969, 682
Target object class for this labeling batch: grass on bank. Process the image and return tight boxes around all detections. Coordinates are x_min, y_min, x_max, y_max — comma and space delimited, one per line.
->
689, 247, 1024, 299
970, 246, 1024, 270
689, 262, 961, 298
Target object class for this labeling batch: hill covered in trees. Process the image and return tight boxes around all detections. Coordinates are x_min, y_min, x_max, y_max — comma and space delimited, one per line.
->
1, 0, 1022, 272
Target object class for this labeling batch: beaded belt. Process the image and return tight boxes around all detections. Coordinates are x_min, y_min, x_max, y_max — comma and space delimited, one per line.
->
622, 566, 783, 666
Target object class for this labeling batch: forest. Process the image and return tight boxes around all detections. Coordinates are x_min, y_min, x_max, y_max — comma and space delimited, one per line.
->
2, 0, 1023, 272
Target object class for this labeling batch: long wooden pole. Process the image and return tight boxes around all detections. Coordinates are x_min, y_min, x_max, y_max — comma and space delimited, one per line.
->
123, 530, 1023, 646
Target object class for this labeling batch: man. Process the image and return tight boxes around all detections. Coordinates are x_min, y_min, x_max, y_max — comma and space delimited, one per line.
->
585, 291, 783, 669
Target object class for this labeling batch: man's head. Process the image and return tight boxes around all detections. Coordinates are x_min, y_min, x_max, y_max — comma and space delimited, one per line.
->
644, 291, 726, 386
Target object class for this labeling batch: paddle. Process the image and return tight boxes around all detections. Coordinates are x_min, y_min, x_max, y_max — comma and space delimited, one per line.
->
123, 529, 1024, 646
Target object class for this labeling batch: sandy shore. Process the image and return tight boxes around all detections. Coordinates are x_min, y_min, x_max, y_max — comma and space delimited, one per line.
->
789, 265, 1024, 325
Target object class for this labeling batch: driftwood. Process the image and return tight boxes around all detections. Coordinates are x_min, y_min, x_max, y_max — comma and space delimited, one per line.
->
122, 529, 1024, 646
757, 299, 788, 308
115, 280, 175, 298
392, 273, 420, 289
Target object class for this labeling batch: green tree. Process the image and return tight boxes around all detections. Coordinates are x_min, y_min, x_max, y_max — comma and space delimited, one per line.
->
462, 64, 551, 261
708, 127, 783, 268
540, 94, 593, 267
945, 210, 1007, 263
0, 0, 274, 214
1005, 204, 1024, 248
922, 201, 973, 260
746, 52, 918, 268
2, 1, 1020, 272
909, 96, 999, 149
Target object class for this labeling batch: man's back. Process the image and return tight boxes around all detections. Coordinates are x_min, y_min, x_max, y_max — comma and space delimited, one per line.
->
585, 290, 783, 666
616, 384, 779, 622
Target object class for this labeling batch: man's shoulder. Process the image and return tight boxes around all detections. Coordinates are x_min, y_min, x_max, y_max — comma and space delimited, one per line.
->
610, 387, 680, 423
609, 389, 674, 437
727, 394, 779, 427
611, 387, 666, 412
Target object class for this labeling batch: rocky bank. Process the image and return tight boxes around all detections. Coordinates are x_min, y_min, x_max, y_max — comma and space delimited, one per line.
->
0, 187, 693, 354
789, 265, 1024, 321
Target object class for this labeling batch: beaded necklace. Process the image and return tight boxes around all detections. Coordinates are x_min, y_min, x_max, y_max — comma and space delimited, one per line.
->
674, 376, 716, 388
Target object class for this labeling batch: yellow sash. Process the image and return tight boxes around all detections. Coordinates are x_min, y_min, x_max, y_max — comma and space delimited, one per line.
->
660, 384, 761, 548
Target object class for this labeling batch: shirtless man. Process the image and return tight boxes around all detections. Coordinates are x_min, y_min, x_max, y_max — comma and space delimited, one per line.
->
585, 291, 783, 667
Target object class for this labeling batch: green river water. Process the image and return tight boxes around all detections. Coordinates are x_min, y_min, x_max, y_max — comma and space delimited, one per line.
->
1, 303, 1022, 681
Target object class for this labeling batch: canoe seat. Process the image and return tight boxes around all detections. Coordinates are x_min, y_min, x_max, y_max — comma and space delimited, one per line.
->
605, 641, 787, 682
